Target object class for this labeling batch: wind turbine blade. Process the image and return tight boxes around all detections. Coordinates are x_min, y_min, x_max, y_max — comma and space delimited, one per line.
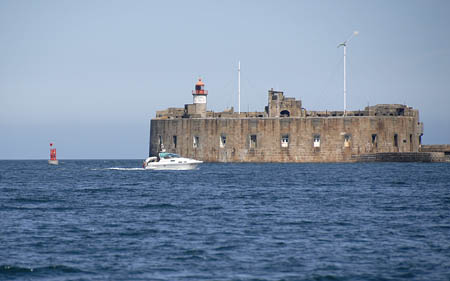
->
347, 30, 359, 44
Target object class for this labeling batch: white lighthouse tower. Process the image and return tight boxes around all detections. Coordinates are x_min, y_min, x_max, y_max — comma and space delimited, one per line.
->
192, 77, 208, 117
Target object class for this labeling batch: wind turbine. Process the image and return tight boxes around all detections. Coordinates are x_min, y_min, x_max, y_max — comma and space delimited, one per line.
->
338, 31, 359, 116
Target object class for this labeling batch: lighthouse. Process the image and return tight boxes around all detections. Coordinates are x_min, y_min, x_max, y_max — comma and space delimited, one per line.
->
192, 77, 208, 117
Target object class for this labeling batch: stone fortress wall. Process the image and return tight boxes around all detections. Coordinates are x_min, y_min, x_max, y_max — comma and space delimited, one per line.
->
148, 79, 437, 162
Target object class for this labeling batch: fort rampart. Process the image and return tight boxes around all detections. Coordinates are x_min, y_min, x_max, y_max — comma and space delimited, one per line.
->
150, 115, 422, 163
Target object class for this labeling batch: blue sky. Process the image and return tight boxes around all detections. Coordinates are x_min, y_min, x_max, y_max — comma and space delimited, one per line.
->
1, 0, 449, 159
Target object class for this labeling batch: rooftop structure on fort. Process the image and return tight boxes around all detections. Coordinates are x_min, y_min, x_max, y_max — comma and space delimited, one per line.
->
156, 78, 419, 120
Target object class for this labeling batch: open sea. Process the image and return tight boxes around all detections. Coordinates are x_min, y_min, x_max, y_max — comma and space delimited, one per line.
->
0, 160, 449, 281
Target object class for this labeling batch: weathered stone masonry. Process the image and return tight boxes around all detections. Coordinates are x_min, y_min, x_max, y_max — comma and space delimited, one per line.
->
150, 116, 422, 162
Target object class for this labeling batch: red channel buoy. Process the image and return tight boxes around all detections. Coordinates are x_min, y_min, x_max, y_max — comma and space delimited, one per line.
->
48, 142, 59, 165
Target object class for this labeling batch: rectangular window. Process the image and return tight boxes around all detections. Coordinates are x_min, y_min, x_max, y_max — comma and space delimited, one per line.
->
371, 134, 378, 149
158, 135, 163, 145
173, 135, 177, 148
250, 135, 257, 149
410, 134, 413, 151
193, 136, 199, 148
394, 134, 398, 147
281, 134, 289, 148
344, 134, 351, 148
313, 135, 320, 148
220, 135, 226, 148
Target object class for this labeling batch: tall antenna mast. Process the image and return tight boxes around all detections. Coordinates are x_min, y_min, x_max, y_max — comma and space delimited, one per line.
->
338, 31, 358, 116
238, 60, 241, 115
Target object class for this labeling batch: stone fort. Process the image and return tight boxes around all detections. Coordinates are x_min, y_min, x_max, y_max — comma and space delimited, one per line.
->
149, 78, 449, 162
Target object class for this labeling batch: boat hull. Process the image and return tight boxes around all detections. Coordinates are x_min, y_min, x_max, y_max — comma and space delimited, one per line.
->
144, 162, 200, 170
48, 160, 59, 165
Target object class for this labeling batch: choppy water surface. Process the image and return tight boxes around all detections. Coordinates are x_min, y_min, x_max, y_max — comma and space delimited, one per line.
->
0, 161, 449, 280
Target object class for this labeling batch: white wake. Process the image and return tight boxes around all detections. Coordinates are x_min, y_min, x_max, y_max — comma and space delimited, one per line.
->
103, 167, 145, 171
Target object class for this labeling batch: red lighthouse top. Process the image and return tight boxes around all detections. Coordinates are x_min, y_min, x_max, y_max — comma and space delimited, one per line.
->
196, 78, 204, 86
193, 77, 208, 95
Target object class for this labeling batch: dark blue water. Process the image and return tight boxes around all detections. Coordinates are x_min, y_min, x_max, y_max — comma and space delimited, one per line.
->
0, 161, 449, 280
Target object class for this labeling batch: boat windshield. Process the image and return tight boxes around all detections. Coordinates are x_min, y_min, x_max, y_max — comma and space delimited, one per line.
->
159, 152, 181, 159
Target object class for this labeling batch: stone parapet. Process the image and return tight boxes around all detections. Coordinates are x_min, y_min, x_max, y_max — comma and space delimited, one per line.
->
420, 145, 450, 153
355, 152, 448, 162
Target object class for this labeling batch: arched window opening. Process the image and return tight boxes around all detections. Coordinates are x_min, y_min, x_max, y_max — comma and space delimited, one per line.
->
280, 110, 290, 117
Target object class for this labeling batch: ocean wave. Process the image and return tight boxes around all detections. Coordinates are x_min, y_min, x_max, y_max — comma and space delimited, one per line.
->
139, 203, 178, 209
0, 264, 84, 276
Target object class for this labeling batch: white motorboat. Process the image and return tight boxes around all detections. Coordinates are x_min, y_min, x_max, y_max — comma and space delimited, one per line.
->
143, 152, 202, 170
